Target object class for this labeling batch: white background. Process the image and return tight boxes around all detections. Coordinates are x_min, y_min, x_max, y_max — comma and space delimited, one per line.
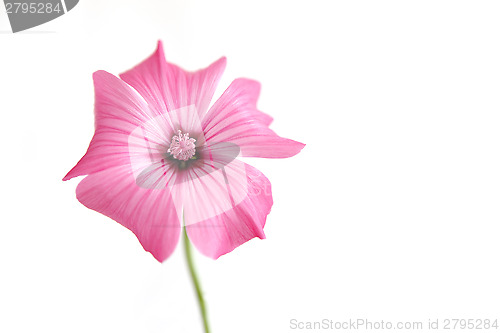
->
1, 1, 500, 332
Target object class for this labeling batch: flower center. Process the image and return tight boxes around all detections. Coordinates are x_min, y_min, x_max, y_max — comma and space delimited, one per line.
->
167, 130, 196, 161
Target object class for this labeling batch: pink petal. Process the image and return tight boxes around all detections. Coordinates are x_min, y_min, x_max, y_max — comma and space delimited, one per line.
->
63, 70, 163, 181
76, 165, 181, 262
127, 104, 208, 191
202, 78, 305, 158
185, 163, 273, 259
120, 41, 226, 117
253, 110, 274, 127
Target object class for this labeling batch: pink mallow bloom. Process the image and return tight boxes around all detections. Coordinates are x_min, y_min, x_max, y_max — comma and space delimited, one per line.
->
63, 41, 305, 262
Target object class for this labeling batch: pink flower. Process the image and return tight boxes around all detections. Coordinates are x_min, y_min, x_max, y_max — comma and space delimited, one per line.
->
63, 41, 305, 262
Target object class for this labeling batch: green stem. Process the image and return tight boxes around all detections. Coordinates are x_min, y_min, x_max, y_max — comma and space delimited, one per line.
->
183, 227, 211, 333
